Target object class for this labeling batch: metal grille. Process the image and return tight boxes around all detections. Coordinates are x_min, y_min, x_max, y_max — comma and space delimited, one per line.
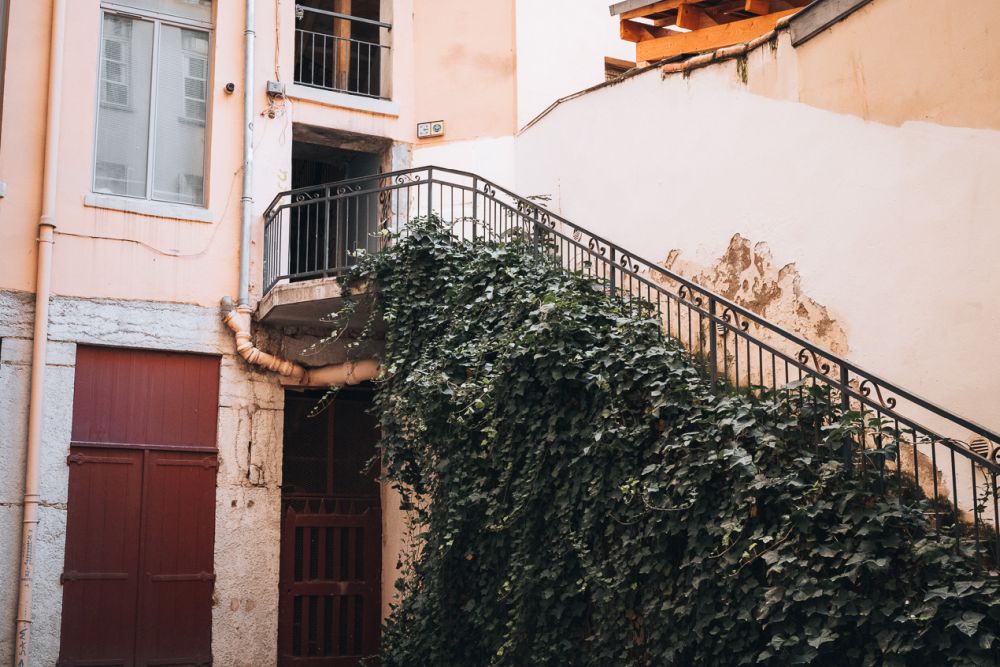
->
280, 498, 381, 665
294, 5, 390, 99
263, 165, 1000, 569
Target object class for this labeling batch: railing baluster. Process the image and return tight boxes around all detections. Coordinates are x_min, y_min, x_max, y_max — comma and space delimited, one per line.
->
708, 297, 718, 387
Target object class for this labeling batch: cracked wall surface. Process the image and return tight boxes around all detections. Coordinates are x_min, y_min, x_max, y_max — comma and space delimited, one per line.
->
0, 290, 285, 666
1, 290, 406, 665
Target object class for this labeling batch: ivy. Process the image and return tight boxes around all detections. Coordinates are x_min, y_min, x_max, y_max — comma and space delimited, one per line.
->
335, 218, 1000, 666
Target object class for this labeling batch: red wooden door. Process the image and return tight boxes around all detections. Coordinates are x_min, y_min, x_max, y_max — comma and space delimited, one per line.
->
60, 448, 144, 666
279, 390, 381, 666
59, 347, 219, 667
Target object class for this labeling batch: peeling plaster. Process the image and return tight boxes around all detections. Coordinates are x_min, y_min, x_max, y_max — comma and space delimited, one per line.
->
663, 234, 849, 356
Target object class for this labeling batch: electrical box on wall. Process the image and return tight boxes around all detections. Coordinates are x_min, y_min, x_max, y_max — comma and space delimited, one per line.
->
266, 80, 286, 99
417, 121, 445, 138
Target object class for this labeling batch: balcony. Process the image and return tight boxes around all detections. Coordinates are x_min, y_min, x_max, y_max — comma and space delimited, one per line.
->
294, 2, 390, 100
258, 167, 515, 325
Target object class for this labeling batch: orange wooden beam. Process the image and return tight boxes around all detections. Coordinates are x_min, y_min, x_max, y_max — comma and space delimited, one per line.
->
620, 18, 674, 42
676, 3, 719, 30
637, 8, 798, 61
745, 0, 771, 15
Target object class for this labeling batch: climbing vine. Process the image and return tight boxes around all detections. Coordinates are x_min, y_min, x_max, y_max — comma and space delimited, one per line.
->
335, 218, 1000, 666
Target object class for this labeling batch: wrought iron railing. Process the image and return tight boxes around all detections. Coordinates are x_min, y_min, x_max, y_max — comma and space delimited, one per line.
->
263, 166, 1000, 568
294, 5, 390, 99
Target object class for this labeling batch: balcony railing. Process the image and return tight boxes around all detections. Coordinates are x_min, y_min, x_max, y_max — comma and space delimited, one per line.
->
294, 5, 390, 99
263, 166, 1000, 569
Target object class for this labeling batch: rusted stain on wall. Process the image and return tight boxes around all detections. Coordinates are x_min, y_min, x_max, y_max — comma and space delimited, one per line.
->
663, 234, 849, 356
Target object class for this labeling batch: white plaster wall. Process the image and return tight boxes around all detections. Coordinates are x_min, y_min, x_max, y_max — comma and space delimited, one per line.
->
515, 0, 634, 129
514, 40, 1000, 437
0, 292, 286, 666
414, 136, 517, 190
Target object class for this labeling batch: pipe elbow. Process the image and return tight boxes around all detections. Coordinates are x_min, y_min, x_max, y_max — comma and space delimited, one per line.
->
221, 304, 378, 388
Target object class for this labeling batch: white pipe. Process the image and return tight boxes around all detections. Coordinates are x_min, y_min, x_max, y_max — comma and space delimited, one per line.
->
238, 0, 255, 307
15, 0, 66, 663
222, 301, 380, 387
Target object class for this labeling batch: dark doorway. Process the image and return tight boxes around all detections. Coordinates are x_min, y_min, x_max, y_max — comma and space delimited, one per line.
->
279, 387, 381, 666
59, 346, 220, 667
289, 142, 381, 281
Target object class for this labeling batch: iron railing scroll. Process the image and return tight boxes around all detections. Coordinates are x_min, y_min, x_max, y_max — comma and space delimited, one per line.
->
262, 165, 1000, 570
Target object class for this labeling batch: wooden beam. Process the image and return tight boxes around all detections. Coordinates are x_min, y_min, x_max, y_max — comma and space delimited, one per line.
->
702, 0, 751, 23
745, 0, 771, 14
621, 0, 689, 21
605, 56, 638, 70
638, 8, 799, 61
620, 18, 674, 42
676, 4, 719, 30
334, 0, 352, 90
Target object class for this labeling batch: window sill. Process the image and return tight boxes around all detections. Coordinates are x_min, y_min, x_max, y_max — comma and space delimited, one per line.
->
84, 193, 213, 223
288, 84, 399, 117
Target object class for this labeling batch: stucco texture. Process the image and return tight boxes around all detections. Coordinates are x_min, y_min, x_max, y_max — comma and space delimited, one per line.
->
515, 0, 1000, 440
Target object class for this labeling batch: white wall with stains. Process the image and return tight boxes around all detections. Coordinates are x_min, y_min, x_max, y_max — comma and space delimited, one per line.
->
513, 24, 1000, 440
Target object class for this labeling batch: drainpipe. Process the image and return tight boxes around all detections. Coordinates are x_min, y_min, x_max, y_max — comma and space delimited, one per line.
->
238, 0, 255, 307
15, 0, 66, 664
221, 299, 380, 387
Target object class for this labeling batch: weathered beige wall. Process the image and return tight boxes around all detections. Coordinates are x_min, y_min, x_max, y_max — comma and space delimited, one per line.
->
791, 0, 1000, 130
0, 0, 422, 307
412, 0, 517, 147
0, 0, 51, 294
516, 0, 1000, 442
0, 1, 243, 305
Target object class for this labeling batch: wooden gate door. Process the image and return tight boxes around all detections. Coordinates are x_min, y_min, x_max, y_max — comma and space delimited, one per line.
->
59, 347, 219, 667
279, 389, 381, 666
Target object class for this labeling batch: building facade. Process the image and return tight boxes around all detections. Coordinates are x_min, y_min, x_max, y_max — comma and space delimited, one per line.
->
0, 1, 625, 665
1, 0, 998, 665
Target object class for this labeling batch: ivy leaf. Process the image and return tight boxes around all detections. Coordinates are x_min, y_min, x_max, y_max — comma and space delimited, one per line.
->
951, 611, 986, 637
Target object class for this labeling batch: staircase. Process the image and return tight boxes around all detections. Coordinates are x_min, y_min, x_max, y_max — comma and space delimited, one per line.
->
263, 165, 1000, 568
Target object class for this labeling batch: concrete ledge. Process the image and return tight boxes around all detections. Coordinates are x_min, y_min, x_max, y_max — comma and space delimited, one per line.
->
288, 85, 400, 117
789, 0, 874, 46
257, 278, 345, 326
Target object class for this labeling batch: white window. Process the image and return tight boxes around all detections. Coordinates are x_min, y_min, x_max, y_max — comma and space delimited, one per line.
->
93, 2, 212, 206
100, 16, 132, 107
181, 31, 209, 123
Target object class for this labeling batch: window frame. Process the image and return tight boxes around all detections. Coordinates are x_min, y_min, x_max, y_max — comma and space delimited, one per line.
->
93, 2, 215, 207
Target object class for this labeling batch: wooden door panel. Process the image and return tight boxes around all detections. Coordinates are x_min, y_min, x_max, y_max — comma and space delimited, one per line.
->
71, 347, 219, 450
59, 449, 143, 667
279, 500, 381, 665
61, 347, 220, 667
136, 452, 218, 667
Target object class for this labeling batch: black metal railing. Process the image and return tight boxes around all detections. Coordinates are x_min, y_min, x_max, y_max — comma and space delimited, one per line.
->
263, 166, 1000, 568
294, 5, 390, 99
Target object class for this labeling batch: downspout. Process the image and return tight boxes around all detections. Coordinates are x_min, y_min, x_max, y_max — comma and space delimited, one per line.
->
239, 0, 254, 308
227, 2, 378, 388
221, 298, 379, 387
15, 0, 66, 663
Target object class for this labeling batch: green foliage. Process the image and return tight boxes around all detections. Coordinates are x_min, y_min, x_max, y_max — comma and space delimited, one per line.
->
337, 218, 1000, 666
